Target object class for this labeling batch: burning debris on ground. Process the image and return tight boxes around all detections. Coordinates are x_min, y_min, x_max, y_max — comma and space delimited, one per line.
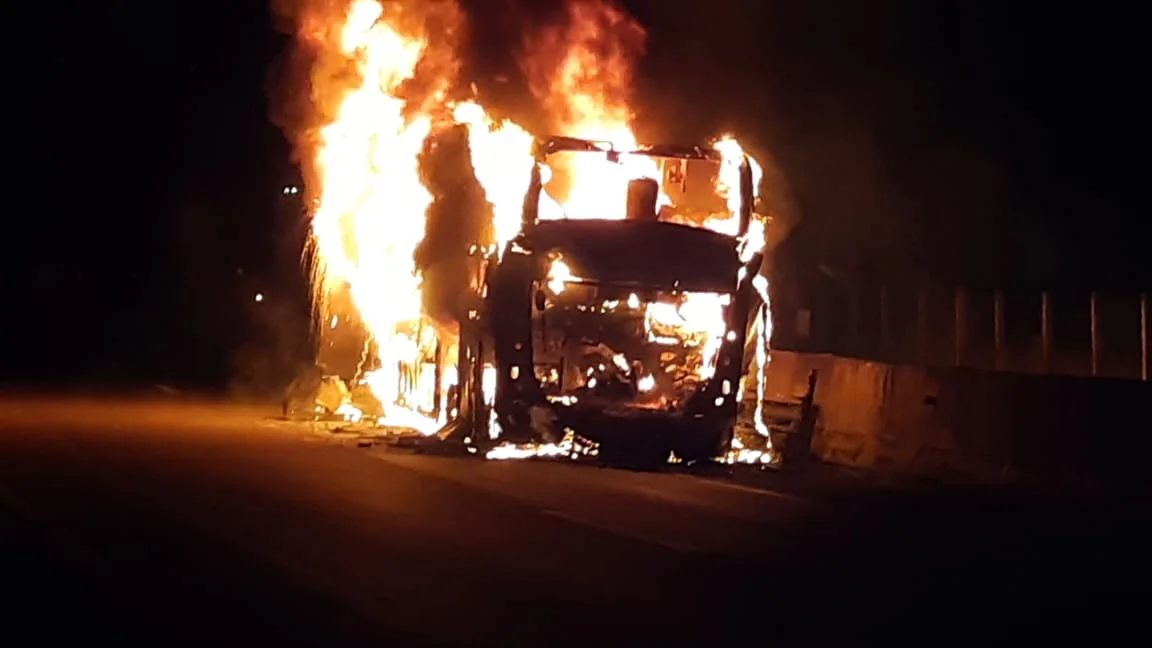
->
270, 0, 791, 468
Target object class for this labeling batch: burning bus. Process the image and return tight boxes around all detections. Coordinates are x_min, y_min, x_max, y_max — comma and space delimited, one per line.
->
273, 0, 783, 466
439, 135, 769, 465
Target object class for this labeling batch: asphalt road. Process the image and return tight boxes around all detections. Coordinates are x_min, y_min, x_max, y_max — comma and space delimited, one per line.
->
1, 396, 1148, 646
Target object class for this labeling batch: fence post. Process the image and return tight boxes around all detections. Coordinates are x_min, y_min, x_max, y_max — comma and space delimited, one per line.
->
1041, 291, 1052, 373
1090, 292, 1100, 377
994, 289, 1005, 371
954, 287, 966, 367
1141, 293, 1148, 381
848, 282, 859, 356
879, 284, 889, 357
917, 284, 929, 365
432, 338, 444, 421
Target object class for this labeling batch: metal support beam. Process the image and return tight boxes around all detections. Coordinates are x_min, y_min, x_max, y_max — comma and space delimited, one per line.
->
954, 288, 966, 367
879, 285, 890, 357
1090, 292, 1100, 377
1041, 291, 1052, 373
917, 285, 928, 365
1141, 293, 1148, 381
994, 289, 1005, 371
848, 284, 859, 356
432, 338, 443, 421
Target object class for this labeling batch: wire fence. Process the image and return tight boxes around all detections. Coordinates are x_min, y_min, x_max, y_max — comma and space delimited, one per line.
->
771, 282, 1150, 381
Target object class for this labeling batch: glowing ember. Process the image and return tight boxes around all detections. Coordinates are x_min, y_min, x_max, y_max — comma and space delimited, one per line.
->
485, 429, 600, 461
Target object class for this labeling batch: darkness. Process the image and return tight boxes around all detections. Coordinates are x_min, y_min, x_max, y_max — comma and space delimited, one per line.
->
18, 0, 1148, 390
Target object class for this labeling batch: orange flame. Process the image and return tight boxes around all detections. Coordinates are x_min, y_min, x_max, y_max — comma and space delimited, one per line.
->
519, 0, 664, 221
452, 101, 535, 253
521, 0, 645, 143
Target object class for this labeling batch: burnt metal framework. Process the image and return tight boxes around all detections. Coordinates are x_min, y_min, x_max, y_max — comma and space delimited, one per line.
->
521, 137, 756, 246
442, 136, 763, 461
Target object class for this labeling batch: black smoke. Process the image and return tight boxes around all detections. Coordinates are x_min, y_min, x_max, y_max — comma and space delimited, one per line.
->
416, 125, 494, 330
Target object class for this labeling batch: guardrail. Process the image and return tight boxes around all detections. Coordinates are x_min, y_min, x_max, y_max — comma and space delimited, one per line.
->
771, 283, 1149, 381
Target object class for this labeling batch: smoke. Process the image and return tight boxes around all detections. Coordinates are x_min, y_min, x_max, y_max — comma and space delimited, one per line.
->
754, 148, 800, 254
519, 0, 646, 133
268, 0, 350, 198
393, 1, 466, 117
416, 125, 492, 330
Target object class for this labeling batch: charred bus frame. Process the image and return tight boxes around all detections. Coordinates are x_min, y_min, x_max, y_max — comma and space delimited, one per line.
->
439, 135, 764, 463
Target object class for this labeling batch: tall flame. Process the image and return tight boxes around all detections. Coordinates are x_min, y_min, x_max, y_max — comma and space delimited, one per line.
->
522, 0, 644, 143
452, 102, 535, 253
519, 0, 662, 221
302, 0, 451, 427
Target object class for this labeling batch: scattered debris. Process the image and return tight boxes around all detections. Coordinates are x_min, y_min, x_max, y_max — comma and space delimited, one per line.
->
485, 428, 601, 462
315, 375, 350, 416
348, 382, 384, 419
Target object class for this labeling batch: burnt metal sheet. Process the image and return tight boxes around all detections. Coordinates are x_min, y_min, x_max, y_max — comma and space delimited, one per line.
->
528, 219, 740, 292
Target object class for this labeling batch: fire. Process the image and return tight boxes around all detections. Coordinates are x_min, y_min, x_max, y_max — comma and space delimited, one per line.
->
275, 0, 772, 444
522, 0, 643, 143
521, 0, 662, 221
451, 102, 535, 253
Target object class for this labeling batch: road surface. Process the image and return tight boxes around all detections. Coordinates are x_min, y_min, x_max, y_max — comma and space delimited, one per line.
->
1, 396, 1148, 646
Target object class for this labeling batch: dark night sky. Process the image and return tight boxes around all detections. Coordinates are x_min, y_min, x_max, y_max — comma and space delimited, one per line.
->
16, 0, 1148, 388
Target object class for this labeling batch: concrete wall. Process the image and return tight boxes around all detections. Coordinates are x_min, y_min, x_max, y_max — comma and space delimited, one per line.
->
762, 351, 1152, 486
